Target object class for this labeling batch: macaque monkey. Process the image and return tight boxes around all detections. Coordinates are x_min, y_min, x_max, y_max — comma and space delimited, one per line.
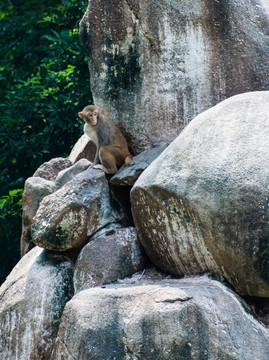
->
78, 105, 134, 174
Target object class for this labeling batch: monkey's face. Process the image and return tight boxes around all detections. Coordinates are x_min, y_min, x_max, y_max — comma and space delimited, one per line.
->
78, 106, 99, 127
91, 110, 99, 126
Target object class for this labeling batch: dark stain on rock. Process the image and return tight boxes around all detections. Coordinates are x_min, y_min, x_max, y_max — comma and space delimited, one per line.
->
202, 0, 269, 101
186, 304, 211, 360
80, 310, 125, 359
254, 234, 269, 283
104, 35, 141, 100
207, 0, 231, 38
139, 311, 191, 359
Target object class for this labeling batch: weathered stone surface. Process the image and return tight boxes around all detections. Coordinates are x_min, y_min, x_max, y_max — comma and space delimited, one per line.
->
131, 91, 269, 297
51, 276, 269, 360
110, 146, 166, 186
54, 158, 92, 191
20, 177, 54, 257
32, 167, 122, 251
68, 134, 96, 164
0, 247, 74, 360
33, 157, 72, 181
79, 0, 269, 153
74, 225, 147, 293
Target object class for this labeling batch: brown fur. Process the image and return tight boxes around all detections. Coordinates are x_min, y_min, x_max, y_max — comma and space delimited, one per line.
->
78, 105, 134, 174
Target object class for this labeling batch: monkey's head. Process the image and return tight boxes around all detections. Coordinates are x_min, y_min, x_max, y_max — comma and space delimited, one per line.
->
78, 105, 99, 127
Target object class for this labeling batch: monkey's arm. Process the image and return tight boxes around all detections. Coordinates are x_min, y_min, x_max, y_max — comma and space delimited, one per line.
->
93, 120, 114, 164
84, 123, 101, 164
93, 147, 100, 164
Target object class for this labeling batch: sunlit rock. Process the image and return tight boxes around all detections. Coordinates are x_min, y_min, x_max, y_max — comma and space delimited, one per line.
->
0, 247, 74, 360
68, 134, 96, 164
20, 177, 54, 257
33, 157, 72, 181
32, 167, 123, 251
51, 276, 269, 360
131, 91, 269, 297
79, 0, 269, 153
54, 158, 92, 191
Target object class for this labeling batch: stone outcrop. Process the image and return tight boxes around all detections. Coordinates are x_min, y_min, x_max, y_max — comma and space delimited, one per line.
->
33, 157, 72, 181
74, 225, 147, 293
54, 158, 92, 191
79, 0, 269, 153
108, 147, 167, 226
21, 158, 73, 256
131, 91, 269, 297
68, 134, 96, 164
51, 276, 269, 360
110, 146, 166, 186
32, 167, 122, 251
0, 247, 74, 360
20, 177, 54, 257
2, 0, 269, 357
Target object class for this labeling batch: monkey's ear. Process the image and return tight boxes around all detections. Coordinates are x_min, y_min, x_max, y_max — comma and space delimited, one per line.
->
78, 112, 84, 119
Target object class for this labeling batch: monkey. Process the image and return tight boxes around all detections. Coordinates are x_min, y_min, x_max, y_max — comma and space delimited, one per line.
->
78, 105, 134, 174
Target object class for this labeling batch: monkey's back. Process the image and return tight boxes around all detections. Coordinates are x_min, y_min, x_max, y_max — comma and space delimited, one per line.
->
97, 118, 128, 149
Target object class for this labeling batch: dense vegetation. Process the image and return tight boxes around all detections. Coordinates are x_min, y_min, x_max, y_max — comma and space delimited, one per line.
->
0, 0, 92, 284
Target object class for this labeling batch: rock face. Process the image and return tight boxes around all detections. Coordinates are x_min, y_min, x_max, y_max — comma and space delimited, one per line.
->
33, 157, 72, 181
74, 225, 147, 293
51, 276, 269, 360
79, 0, 269, 153
68, 134, 96, 164
32, 167, 122, 251
3, 0, 269, 356
54, 158, 92, 191
20, 158, 74, 256
0, 247, 74, 360
110, 146, 166, 186
20, 177, 54, 257
131, 91, 269, 297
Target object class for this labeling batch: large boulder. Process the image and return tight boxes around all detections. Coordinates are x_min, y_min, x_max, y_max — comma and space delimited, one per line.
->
131, 91, 269, 297
73, 225, 147, 293
20, 177, 54, 257
32, 167, 122, 251
108, 147, 167, 226
51, 276, 269, 360
20, 158, 72, 256
79, 0, 269, 153
0, 247, 74, 360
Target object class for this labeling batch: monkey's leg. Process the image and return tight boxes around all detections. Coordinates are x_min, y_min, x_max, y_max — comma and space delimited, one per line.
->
93, 146, 100, 165
95, 146, 118, 174
125, 155, 134, 166
93, 164, 111, 173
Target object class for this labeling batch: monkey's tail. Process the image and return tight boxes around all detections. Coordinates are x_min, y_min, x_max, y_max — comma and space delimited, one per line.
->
125, 155, 134, 166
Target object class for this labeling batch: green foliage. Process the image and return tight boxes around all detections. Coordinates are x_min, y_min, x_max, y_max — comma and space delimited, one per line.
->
0, 0, 92, 193
0, 188, 23, 284
0, 0, 92, 283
